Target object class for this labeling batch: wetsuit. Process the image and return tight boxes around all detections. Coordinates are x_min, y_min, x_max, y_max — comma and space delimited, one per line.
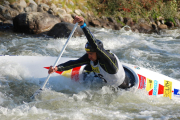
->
57, 23, 129, 88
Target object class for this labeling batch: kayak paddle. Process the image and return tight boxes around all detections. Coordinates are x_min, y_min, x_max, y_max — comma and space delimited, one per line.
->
30, 23, 78, 99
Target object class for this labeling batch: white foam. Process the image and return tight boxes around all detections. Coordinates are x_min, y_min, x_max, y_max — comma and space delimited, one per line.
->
1, 27, 180, 119
0, 104, 52, 118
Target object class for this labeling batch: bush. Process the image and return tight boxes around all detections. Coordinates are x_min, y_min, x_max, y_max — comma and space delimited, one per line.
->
87, 0, 179, 22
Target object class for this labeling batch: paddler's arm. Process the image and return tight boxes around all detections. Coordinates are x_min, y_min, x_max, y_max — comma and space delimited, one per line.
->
48, 54, 90, 74
74, 16, 119, 74
57, 53, 90, 71
73, 16, 96, 46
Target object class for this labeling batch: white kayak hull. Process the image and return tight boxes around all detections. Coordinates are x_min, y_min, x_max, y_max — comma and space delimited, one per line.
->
0, 55, 180, 99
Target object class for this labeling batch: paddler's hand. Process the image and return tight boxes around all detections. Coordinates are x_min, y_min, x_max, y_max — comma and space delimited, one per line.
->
73, 16, 84, 26
48, 66, 58, 74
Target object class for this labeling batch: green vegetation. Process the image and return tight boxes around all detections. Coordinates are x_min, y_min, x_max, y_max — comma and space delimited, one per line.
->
87, 0, 180, 22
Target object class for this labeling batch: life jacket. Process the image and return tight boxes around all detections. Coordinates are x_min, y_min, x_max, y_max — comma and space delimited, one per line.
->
90, 54, 125, 87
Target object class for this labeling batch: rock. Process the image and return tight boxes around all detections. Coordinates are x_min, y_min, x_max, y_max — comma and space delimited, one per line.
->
83, 6, 88, 10
138, 23, 152, 33
124, 26, 131, 31
41, 3, 50, 11
156, 20, 161, 26
107, 17, 122, 30
117, 16, 124, 23
24, 7, 31, 13
165, 21, 174, 28
157, 16, 165, 25
89, 18, 101, 27
47, 22, 83, 38
86, 15, 122, 30
69, 0, 74, 6
0, 20, 13, 30
4, 20, 13, 25
107, 17, 116, 23
37, 6, 44, 12
158, 24, 168, 30
10, 3, 18, 9
81, 12, 86, 17
48, 4, 57, 15
113, 23, 122, 30
57, 4, 63, 8
149, 16, 155, 23
60, 14, 73, 23
13, 12, 61, 34
0, 19, 3, 24
0, 14, 6, 21
37, 3, 49, 12
134, 29, 139, 33
160, 20, 165, 24
57, 8, 67, 16
151, 22, 158, 30
29, 2, 38, 12
65, 7, 72, 13
35, 0, 41, 4
24, 3, 37, 12
157, 16, 164, 21
10, 3, 25, 13
4, 1, 10, 5
0, 5, 19, 20
0, 5, 7, 14
18, 0, 27, 8
124, 17, 134, 27
131, 25, 139, 33
17, 5, 25, 13
74, 9, 81, 15
100, 16, 111, 29
138, 18, 146, 24
74, 9, 85, 17
174, 17, 180, 27
29, 0, 38, 7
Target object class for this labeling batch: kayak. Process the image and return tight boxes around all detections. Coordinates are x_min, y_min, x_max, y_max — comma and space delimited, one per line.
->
0, 55, 180, 99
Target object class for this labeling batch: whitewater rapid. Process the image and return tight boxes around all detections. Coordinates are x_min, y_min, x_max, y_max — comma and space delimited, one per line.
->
0, 27, 180, 119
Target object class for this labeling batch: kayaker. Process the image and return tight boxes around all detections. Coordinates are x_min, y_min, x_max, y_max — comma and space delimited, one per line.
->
48, 16, 130, 89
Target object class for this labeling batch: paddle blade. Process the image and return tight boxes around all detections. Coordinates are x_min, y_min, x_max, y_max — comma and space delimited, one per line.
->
30, 88, 43, 100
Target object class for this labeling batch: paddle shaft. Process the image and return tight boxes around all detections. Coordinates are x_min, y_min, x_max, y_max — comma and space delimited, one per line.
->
31, 23, 78, 99
41, 22, 78, 89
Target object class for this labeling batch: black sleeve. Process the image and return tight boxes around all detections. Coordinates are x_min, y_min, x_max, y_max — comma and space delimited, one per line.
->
82, 26, 119, 74
57, 53, 90, 71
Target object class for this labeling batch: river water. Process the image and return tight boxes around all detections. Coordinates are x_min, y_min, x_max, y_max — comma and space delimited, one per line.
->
0, 27, 180, 120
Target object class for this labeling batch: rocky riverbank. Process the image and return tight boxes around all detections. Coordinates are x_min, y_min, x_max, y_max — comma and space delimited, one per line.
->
1, 0, 180, 38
